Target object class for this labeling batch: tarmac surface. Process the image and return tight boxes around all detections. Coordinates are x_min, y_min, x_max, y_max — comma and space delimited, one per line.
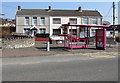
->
2, 51, 118, 81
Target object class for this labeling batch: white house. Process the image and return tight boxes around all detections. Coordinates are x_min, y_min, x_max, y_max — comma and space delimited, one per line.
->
16, 6, 102, 37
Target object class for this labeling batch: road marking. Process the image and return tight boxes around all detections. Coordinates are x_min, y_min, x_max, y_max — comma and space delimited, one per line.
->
80, 52, 118, 58
56, 59, 72, 62
20, 62, 40, 65
90, 55, 116, 58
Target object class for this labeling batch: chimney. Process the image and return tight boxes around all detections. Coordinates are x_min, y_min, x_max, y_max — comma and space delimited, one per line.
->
48, 6, 52, 12
48, 6, 51, 10
18, 6, 21, 11
78, 6, 82, 12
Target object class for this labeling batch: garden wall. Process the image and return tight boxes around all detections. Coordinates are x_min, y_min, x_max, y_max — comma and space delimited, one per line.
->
2, 37, 35, 48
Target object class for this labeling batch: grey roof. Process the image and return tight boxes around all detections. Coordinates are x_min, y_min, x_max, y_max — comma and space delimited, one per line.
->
16, 9, 102, 17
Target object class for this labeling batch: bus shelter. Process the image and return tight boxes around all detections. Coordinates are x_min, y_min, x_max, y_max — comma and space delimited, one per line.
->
61, 23, 109, 51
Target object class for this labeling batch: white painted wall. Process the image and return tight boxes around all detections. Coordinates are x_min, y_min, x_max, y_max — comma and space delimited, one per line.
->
16, 15, 50, 34
16, 15, 102, 37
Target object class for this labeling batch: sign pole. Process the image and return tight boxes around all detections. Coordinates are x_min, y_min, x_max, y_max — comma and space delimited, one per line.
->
47, 41, 50, 51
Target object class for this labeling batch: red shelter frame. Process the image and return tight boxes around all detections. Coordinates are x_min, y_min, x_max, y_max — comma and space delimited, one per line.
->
61, 23, 109, 51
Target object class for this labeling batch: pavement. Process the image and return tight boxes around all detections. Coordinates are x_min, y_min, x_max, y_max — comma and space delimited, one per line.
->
1, 41, 119, 58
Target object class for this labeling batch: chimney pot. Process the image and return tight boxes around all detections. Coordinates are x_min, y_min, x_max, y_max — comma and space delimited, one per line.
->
78, 6, 82, 12
18, 6, 21, 11
48, 6, 51, 10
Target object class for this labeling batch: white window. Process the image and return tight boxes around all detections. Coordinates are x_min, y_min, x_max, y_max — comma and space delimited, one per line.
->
33, 17, 37, 25
40, 17, 45, 25
24, 28, 31, 34
40, 28, 46, 33
83, 17, 88, 24
25, 17, 29, 25
69, 18, 77, 24
92, 18, 98, 24
53, 18, 61, 24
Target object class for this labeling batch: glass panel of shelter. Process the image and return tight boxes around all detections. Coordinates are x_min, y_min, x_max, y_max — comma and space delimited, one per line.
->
68, 27, 89, 38
62, 26, 89, 38
68, 26, 85, 48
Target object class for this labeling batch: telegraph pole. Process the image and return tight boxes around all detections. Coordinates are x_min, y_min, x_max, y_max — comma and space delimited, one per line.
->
113, 2, 116, 41
113, 2, 115, 25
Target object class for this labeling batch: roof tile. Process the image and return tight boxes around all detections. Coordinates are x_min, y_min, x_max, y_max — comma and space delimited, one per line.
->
16, 9, 102, 17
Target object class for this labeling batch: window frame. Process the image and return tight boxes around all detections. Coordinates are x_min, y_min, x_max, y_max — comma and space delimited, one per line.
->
92, 18, 98, 25
53, 18, 61, 24
40, 17, 45, 25
69, 18, 77, 24
40, 28, 46, 33
53, 29, 61, 35
33, 17, 37, 25
24, 28, 31, 34
24, 17, 29, 25
83, 17, 89, 24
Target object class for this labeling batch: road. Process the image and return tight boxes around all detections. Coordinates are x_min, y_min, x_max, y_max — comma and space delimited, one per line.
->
2, 53, 118, 81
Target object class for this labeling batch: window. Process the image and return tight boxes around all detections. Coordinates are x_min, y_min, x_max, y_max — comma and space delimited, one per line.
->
83, 17, 88, 24
69, 18, 77, 24
24, 28, 31, 34
92, 18, 98, 24
25, 17, 29, 25
40, 28, 46, 33
33, 17, 37, 25
91, 29, 95, 32
40, 17, 45, 25
53, 18, 61, 24
69, 29, 77, 35
63, 28, 67, 34
53, 29, 61, 35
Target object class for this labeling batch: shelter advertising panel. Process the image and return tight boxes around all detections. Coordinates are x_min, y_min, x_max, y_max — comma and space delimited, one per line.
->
96, 29, 106, 50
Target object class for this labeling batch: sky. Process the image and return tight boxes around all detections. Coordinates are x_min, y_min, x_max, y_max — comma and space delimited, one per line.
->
0, 2, 119, 25
118, 1, 120, 24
